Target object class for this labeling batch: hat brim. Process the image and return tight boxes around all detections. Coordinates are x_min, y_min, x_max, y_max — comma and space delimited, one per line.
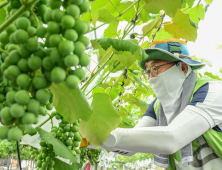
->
142, 48, 205, 70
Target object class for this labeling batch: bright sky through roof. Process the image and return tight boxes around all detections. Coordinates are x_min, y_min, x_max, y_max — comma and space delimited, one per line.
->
187, 0, 222, 76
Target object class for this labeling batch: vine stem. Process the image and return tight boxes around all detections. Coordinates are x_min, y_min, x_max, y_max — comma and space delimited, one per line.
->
0, 0, 7, 9
47, 113, 53, 127
0, 48, 9, 55
30, 9, 39, 27
0, 0, 39, 33
102, 61, 120, 83
150, 13, 166, 43
108, 63, 122, 95
35, 115, 51, 131
91, 46, 113, 76
85, 62, 120, 96
121, 6, 143, 39
81, 53, 114, 92
122, 19, 141, 39
109, 0, 121, 15
82, 1, 143, 93
89, 57, 99, 64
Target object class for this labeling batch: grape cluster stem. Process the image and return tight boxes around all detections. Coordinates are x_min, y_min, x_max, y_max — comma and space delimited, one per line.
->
0, 0, 39, 33
0, 0, 7, 9
90, 47, 113, 77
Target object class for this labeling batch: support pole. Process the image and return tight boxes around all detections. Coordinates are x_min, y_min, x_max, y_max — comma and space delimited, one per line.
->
16, 142, 22, 170
7, 153, 11, 170
94, 163, 98, 170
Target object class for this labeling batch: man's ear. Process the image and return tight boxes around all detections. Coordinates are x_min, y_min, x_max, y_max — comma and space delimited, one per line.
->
181, 62, 188, 75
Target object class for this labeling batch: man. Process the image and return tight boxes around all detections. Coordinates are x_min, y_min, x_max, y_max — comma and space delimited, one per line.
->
102, 38, 222, 170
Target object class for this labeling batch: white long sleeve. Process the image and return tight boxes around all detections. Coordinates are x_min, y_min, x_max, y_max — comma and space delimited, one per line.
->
134, 116, 156, 128
102, 113, 156, 156
103, 105, 211, 155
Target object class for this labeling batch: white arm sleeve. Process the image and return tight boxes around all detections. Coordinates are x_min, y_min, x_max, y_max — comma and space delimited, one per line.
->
134, 116, 156, 128
101, 115, 156, 155
103, 105, 211, 155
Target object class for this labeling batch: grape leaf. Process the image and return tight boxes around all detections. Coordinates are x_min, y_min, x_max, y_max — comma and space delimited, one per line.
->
104, 20, 120, 38
53, 158, 82, 170
184, 4, 205, 24
98, 9, 116, 23
90, 0, 120, 25
125, 94, 149, 113
80, 12, 91, 22
18, 125, 37, 136
105, 87, 118, 101
181, 0, 195, 8
153, 29, 172, 41
93, 38, 147, 60
91, 38, 147, 71
92, 87, 105, 95
38, 128, 77, 163
142, 17, 162, 36
50, 82, 93, 124
112, 49, 140, 68
118, 1, 136, 22
85, 75, 103, 95
204, 72, 221, 80
201, 58, 212, 67
204, 0, 213, 5
143, 0, 182, 18
216, 45, 222, 50
132, 74, 147, 87
79, 93, 121, 147
164, 9, 197, 42
91, 0, 109, 12
141, 10, 150, 23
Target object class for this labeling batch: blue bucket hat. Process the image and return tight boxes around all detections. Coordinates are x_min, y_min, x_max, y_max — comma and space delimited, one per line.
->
138, 38, 205, 70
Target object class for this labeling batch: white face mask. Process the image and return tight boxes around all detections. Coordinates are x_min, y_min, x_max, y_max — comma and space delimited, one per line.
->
149, 63, 187, 114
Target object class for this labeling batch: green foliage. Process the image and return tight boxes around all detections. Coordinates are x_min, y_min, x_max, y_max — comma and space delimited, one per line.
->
18, 124, 37, 136
142, 17, 162, 36
204, 0, 213, 5
117, 152, 153, 164
53, 157, 82, 170
79, 93, 121, 147
50, 82, 93, 123
164, 9, 197, 41
38, 128, 78, 163
184, 4, 205, 24
143, 0, 182, 17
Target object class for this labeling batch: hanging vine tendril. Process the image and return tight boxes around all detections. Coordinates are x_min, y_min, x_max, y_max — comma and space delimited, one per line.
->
130, 0, 141, 39
116, 69, 128, 109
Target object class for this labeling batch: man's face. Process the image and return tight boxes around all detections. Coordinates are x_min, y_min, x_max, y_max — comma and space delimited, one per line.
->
145, 59, 175, 80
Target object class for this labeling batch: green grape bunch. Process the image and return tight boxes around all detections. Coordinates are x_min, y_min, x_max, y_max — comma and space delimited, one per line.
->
36, 111, 82, 170
0, 0, 92, 143
88, 149, 101, 165
36, 140, 55, 170
80, 147, 88, 164
80, 147, 101, 165
36, 0, 91, 89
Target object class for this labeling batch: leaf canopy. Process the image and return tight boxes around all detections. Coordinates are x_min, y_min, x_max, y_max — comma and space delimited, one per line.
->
53, 158, 82, 170
164, 9, 197, 42
79, 93, 121, 147
39, 128, 78, 163
143, 0, 182, 18
50, 82, 93, 124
